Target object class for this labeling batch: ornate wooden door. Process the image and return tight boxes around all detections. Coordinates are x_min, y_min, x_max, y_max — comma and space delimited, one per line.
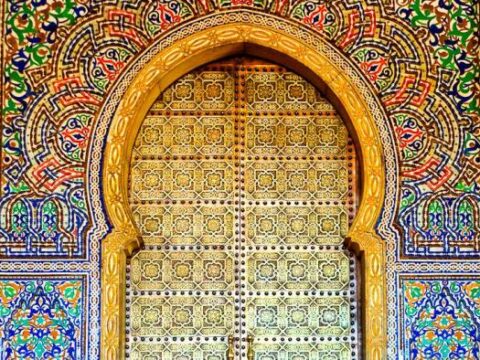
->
127, 57, 359, 360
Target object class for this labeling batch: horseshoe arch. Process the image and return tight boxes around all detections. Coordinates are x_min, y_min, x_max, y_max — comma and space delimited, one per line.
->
101, 23, 387, 360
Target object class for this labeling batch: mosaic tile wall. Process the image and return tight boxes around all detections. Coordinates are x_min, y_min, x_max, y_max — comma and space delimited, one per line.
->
0, 0, 478, 358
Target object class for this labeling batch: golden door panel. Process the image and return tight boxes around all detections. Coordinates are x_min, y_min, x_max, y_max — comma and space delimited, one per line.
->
131, 250, 235, 291
245, 72, 331, 111
245, 116, 349, 157
127, 57, 359, 359
244, 160, 349, 201
244, 205, 348, 246
252, 343, 352, 360
132, 205, 236, 246
130, 296, 235, 337
134, 115, 235, 157
130, 160, 236, 201
246, 296, 351, 337
130, 343, 229, 360
246, 251, 350, 291
152, 71, 235, 111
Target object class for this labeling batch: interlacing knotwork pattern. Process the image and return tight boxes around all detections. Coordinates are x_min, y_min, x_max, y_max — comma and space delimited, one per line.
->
1, 0, 91, 257
1, 0, 478, 258
127, 57, 359, 359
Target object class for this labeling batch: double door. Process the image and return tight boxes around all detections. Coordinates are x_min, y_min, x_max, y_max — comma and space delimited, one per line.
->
127, 57, 359, 360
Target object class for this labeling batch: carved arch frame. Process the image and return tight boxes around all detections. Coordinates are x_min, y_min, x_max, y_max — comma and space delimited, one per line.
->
101, 24, 387, 360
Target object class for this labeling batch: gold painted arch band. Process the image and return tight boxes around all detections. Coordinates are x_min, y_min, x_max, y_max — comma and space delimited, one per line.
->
102, 24, 386, 360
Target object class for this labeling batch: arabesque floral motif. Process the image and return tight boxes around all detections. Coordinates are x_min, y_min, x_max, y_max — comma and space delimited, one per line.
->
0, 279, 84, 359
403, 279, 480, 359
398, 0, 479, 115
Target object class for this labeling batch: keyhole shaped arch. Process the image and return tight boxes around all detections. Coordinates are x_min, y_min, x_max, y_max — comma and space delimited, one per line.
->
102, 24, 387, 360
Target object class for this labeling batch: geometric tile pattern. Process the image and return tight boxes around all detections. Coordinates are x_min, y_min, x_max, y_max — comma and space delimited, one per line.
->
127, 58, 359, 359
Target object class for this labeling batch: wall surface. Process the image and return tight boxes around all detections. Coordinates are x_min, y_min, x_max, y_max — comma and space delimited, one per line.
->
0, 0, 478, 358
